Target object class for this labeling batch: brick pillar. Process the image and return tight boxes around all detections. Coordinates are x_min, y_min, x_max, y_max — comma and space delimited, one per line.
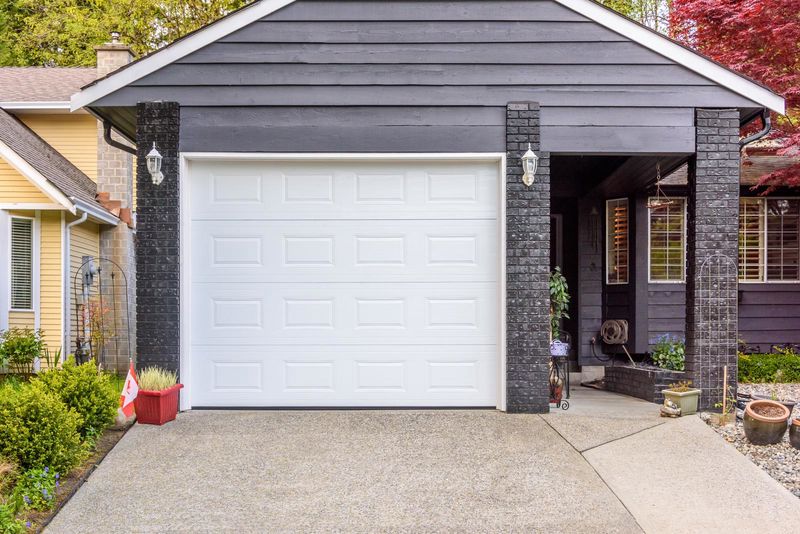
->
96, 37, 135, 372
685, 108, 740, 409
506, 102, 551, 413
136, 102, 180, 374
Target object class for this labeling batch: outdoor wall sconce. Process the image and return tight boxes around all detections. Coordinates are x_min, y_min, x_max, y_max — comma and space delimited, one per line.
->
521, 143, 539, 186
146, 142, 164, 185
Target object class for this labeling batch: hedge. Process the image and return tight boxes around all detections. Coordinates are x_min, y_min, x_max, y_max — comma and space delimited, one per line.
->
738, 352, 800, 383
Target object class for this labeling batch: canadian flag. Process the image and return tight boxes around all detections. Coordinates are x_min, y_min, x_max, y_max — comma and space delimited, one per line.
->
119, 361, 139, 418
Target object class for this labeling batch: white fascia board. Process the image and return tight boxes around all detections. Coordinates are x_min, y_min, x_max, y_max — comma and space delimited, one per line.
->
555, 0, 785, 114
0, 139, 76, 213
70, 0, 296, 111
70, 197, 120, 226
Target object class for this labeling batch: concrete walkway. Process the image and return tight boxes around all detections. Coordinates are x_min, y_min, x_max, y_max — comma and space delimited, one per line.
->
47, 390, 800, 533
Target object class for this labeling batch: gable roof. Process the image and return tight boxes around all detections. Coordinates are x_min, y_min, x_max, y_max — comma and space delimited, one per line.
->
1, 67, 97, 109
71, 0, 785, 114
0, 107, 117, 223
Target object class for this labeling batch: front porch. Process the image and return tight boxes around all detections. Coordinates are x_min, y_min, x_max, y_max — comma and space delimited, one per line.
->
509, 104, 741, 413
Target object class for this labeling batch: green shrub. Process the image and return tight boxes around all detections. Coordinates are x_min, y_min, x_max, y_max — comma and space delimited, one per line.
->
0, 503, 25, 534
650, 334, 685, 371
11, 467, 58, 512
0, 329, 43, 374
0, 386, 84, 473
738, 352, 800, 383
32, 360, 117, 437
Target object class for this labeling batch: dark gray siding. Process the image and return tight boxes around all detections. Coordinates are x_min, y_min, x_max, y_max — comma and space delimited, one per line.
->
739, 285, 800, 351
89, 0, 762, 154
647, 284, 686, 344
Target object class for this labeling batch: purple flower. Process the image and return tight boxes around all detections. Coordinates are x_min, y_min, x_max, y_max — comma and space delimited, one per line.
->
42, 488, 49, 498
44, 467, 49, 474
55, 473, 60, 480
26, 522, 31, 528
23, 495, 31, 505
55, 481, 60, 488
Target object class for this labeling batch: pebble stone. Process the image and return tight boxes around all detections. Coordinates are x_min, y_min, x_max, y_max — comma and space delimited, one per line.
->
702, 383, 800, 499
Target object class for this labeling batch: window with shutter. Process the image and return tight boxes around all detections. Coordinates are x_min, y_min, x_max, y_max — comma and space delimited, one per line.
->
648, 198, 686, 282
766, 199, 800, 281
606, 198, 629, 285
10, 217, 33, 310
739, 198, 765, 282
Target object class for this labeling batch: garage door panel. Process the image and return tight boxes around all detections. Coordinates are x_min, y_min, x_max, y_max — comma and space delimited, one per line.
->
190, 158, 499, 407
192, 219, 498, 283
190, 345, 497, 407
189, 160, 498, 221
192, 282, 498, 344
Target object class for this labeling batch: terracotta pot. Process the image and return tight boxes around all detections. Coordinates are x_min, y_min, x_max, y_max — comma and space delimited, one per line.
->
743, 400, 790, 445
790, 419, 800, 450
134, 384, 183, 425
752, 395, 796, 427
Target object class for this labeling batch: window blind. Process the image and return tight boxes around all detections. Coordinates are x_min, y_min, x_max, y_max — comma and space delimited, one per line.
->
10, 217, 33, 310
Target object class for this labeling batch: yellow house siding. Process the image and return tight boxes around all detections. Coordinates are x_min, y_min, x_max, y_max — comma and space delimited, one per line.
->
69, 219, 100, 356
39, 211, 62, 356
19, 114, 98, 181
7, 311, 34, 330
0, 159, 52, 203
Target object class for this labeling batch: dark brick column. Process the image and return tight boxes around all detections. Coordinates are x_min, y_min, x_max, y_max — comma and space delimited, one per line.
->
135, 102, 180, 374
685, 108, 740, 409
506, 102, 551, 413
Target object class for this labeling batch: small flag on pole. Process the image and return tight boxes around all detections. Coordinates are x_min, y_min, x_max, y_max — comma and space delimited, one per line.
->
119, 360, 139, 418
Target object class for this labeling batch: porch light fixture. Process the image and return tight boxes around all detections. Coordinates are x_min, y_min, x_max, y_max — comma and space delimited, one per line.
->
146, 142, 164, 185
521, 143, 539, 186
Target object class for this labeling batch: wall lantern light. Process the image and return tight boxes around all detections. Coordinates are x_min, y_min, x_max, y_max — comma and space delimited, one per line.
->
146, 142, 164, 185
521, 143, 539, 186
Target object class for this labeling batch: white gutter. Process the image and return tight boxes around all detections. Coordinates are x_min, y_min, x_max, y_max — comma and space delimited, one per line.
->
0, 101, 70, 110
69, 197, 120, 226
63, 212, 88, 359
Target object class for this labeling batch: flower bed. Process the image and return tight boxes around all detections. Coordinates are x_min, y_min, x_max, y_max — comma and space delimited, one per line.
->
704, 383, 800, 499
0, 361, 127, 532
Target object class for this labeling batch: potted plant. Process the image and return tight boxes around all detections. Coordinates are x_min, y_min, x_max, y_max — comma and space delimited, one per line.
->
750, 371, 797, 421
662, 381, 701, 416
134, 367, 183, 425
549, 360, 564, 404
744, 400, 790, 445
549, 267, 571, 356
790, 419, 800, 450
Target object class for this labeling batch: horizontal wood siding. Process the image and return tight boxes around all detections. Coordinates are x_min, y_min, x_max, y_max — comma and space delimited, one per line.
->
647, 283, 686, 344
19, 114, 98, 181
739, 284, 800, 350
0, 160, 51, 203
89, 0, 764, 154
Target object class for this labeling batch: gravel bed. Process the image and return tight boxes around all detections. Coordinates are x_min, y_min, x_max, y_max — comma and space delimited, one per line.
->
702, 383, 800, 499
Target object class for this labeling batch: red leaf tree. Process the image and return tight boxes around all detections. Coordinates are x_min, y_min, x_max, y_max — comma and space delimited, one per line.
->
671, 0, 800, 190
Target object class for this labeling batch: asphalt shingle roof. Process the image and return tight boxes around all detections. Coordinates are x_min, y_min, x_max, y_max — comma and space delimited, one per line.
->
0, 67, 97, 103
0, 107, 101, 207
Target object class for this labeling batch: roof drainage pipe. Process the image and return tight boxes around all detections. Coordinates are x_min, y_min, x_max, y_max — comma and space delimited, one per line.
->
63, 211, 88, 361
740, 109, 772, 151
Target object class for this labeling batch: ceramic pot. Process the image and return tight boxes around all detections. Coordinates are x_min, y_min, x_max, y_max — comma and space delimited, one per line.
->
743, 400, 790, 445
662, 388, 701, 416
790, 419, 800, 450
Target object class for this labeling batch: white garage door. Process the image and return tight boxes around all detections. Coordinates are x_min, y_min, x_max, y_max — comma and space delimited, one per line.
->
188, 158, 499, 407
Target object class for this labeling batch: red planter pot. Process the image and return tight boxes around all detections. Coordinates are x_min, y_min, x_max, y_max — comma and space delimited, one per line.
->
134, 384, 183, 425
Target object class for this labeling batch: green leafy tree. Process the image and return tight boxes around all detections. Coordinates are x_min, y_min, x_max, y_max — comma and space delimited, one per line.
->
0, 0, 252, 66
597, 0, 673, 33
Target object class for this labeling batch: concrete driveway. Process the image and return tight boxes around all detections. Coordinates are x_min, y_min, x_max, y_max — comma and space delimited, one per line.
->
47, 391, 800, 533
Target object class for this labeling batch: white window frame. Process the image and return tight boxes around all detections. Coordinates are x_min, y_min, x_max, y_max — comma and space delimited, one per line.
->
738, 197, 800, 284
606, 198, 629, 285
7, 214, 39, 313
647, 197, 687, 283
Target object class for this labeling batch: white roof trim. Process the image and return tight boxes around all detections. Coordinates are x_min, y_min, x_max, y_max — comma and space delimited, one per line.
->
70, 197, 120, 226
554, 0, 785, 114
0, 139, 76, 213
1, 101, 70, 110
71, 0, 785, 115
70, 0, 295, 111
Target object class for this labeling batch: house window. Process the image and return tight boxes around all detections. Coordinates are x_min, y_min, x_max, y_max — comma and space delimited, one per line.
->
739, 198, 765, 281
738, 198, 800, 282
606, 198, 629, 284
649, 198, 686, 282
10, 217, 33, 310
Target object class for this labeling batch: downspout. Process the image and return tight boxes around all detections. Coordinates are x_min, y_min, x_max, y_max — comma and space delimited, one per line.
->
103, 121, 137, 156
740, 109, 772, 150
63, 212, 88, 360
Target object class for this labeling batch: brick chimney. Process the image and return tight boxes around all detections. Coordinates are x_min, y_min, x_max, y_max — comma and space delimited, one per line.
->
95, 33, 136, 372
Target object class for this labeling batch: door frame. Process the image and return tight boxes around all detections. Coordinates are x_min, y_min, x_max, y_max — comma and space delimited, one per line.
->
179, 152, 508, 411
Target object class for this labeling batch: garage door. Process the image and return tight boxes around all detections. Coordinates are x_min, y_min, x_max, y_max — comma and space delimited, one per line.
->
188, 158, 499, 407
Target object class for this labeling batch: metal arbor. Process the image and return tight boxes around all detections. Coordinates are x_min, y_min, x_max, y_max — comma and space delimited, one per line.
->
72, 257, 132, 373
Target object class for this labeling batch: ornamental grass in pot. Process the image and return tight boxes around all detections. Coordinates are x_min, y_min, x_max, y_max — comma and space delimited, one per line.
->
662, 381, 701, 416
134, 367, 183, 426
743, 400, 790, 445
